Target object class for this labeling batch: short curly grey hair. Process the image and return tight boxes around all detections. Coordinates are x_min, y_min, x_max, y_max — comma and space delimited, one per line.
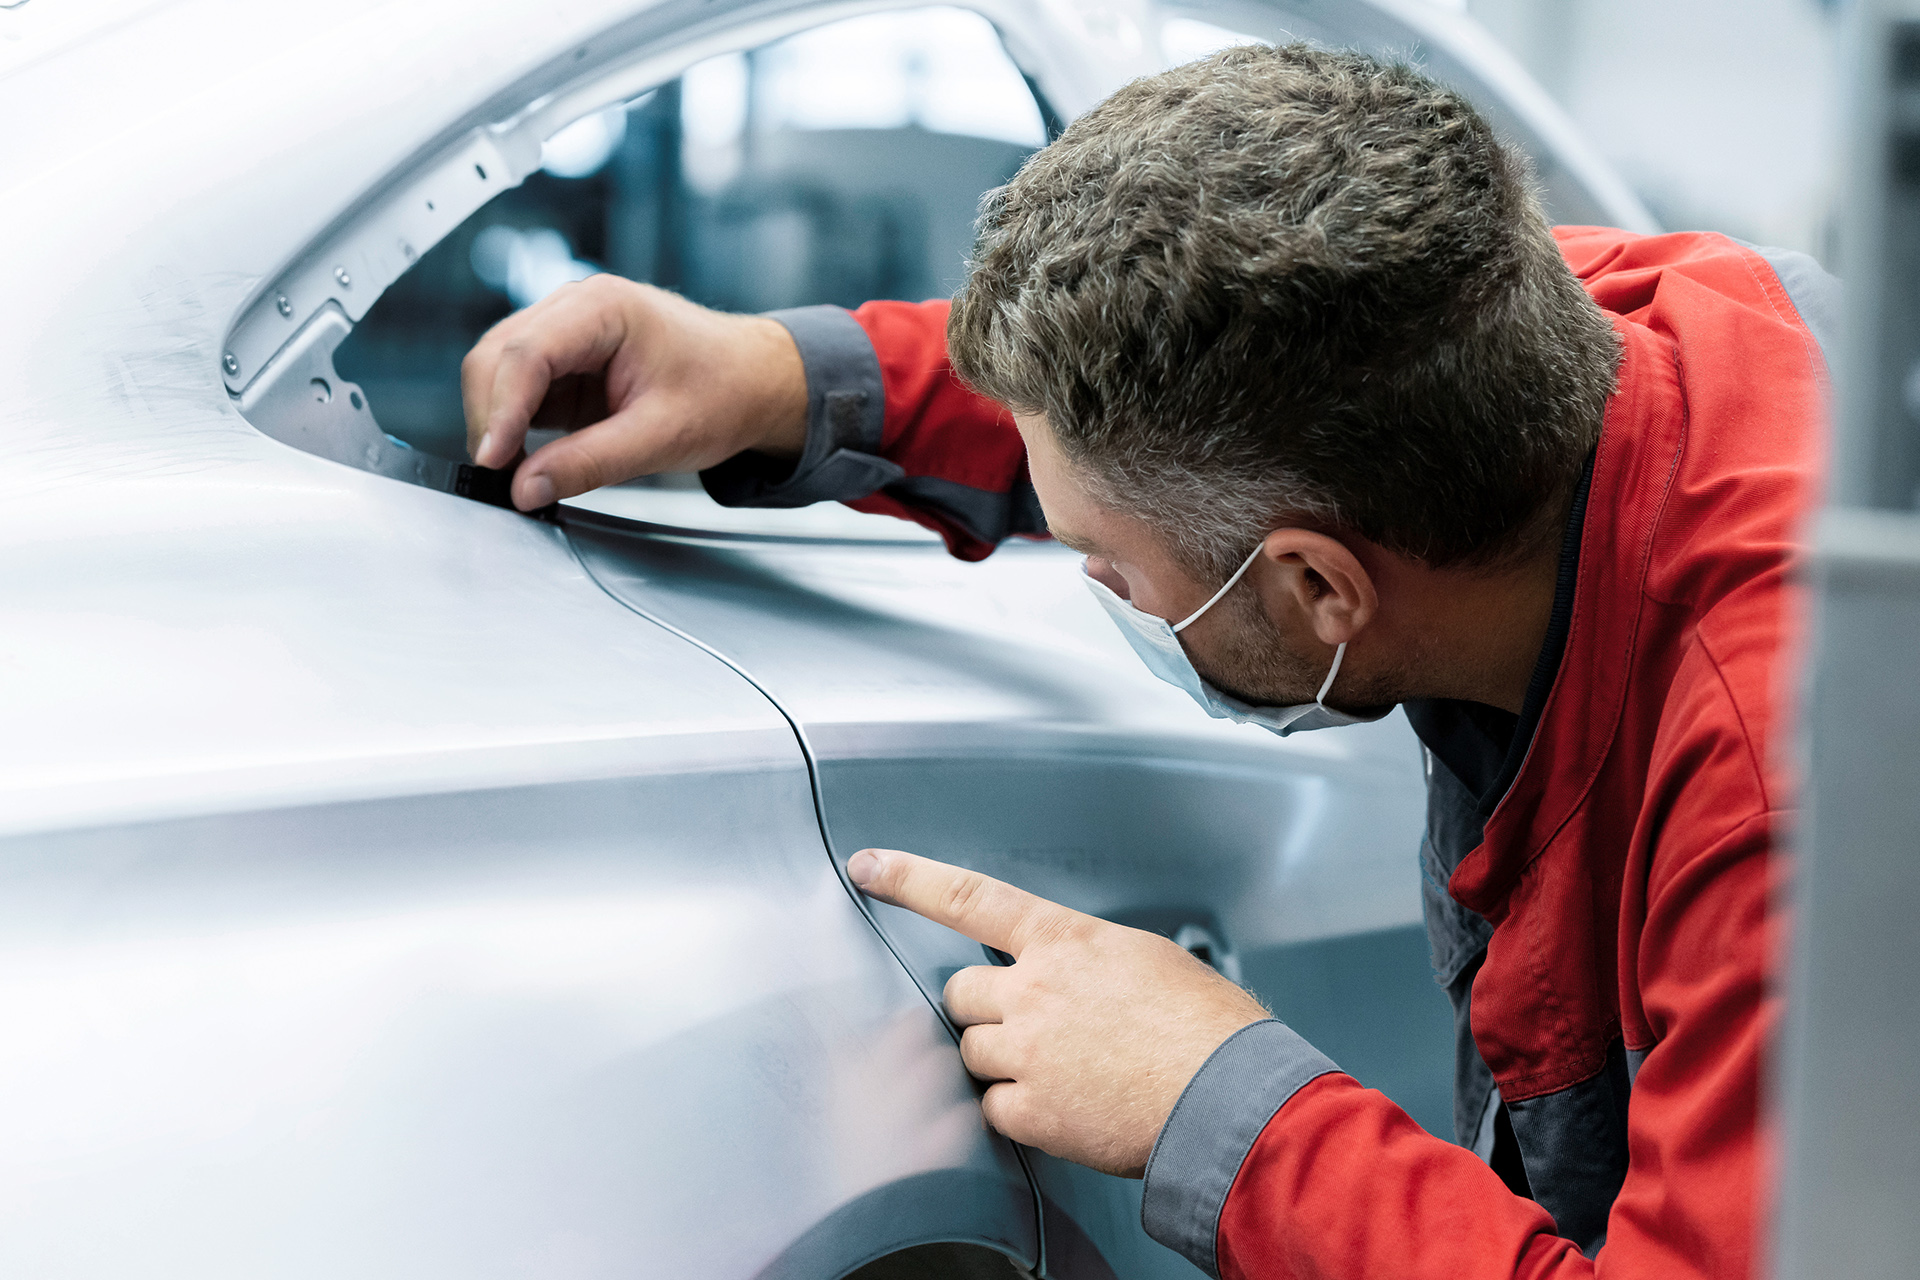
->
949, 43, 1620, 580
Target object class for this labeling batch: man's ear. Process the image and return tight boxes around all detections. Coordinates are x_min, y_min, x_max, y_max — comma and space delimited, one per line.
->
1256, 529, 1378, 644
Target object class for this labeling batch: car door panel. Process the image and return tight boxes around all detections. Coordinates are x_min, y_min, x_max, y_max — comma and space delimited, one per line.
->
0, 470, 1036, 1277
0, 778, 1037, 1278
565, 512, 1437, 1278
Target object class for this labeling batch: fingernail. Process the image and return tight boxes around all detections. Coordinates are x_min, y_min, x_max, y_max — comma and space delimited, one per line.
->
520, 472, 555, 510
847, 850, 880, 888
476, 432, 491, 464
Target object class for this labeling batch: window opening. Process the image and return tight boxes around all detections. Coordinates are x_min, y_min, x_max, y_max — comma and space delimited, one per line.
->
324, 4, 1050, 534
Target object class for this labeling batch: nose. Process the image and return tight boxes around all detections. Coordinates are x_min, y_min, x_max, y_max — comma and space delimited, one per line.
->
1083, 555, 1130, 600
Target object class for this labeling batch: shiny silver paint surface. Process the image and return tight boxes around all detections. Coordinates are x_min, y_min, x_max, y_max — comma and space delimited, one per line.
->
564, 507, 1431, 1278
0, 1, 1637, 1274
0, 430, 1036, 1275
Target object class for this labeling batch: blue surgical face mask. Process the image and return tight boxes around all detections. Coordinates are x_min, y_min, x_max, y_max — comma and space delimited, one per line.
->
1082, 543, 1387, 736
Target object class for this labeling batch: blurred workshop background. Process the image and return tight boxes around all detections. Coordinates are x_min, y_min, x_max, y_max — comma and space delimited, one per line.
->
1467, 0, 1840, 262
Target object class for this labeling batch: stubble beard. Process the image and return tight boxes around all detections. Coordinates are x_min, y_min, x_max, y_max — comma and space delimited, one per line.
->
1192, 587, 1404, 712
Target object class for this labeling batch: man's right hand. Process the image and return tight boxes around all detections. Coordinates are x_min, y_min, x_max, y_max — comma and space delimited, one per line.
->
460, 276, 809, 512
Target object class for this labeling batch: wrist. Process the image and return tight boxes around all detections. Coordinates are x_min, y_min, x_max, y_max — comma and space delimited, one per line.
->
739, 314, 808, 460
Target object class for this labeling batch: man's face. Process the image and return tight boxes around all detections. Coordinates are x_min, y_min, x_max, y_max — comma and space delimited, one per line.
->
1013, 413, 1330, 707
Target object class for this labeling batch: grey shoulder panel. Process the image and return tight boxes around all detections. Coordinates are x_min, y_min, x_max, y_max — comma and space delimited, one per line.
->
701, 305, 899, 508
1140, 1019, 1339, 1279
1735, 239, 1841, 369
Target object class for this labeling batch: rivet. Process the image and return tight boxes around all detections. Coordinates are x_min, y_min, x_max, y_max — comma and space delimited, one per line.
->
222, 352, 240, 375
276, 293, 293, 317
334, 266, 352, 287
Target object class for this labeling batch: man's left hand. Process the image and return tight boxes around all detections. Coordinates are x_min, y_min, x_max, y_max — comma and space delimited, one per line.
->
846, 847, 1270, 1178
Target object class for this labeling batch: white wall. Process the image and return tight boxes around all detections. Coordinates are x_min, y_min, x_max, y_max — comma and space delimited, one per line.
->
1469, 0, 1843, 263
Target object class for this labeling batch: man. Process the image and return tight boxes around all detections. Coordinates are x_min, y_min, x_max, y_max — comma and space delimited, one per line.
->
461, 45, 1830, 1280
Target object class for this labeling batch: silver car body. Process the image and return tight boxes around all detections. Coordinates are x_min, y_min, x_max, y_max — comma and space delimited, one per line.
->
0, 2, 1647, 1275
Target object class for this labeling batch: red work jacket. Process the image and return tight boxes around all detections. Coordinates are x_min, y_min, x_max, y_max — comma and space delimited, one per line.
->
747, 229, 1827, 1279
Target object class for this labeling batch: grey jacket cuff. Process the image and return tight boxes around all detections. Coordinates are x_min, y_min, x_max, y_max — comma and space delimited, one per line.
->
1141, 1019, 1340, 1279
701, 305, 904, 508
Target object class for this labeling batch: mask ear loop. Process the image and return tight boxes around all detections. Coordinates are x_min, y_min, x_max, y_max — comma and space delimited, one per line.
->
1171, 543, 1267, 633
1315, 642, 1348, 705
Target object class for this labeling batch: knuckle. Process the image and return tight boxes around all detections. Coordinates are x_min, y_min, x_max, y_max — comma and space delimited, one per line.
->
1007, 969, 1060, 1014
1021, 906, 1084, 951
999, 1029, 1034, 1074
980, 1085, 1023, 1136
942, 966, 974, 1007
938, 872, 991, 925
570, 447, 609, 493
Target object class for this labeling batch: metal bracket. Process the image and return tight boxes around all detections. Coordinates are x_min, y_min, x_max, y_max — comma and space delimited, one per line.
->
235, 301, 535, 513
222, 127, 537, 395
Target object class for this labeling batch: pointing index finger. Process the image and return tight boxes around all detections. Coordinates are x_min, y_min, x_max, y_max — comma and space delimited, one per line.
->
847, 848, 1078, 958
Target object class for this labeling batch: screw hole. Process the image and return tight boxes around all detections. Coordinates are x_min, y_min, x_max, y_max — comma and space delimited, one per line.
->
350, 390, 363, 410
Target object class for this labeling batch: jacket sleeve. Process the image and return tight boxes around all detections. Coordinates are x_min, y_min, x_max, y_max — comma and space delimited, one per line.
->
699, 300, 1042, 560
1142, 813, 1773, 1280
